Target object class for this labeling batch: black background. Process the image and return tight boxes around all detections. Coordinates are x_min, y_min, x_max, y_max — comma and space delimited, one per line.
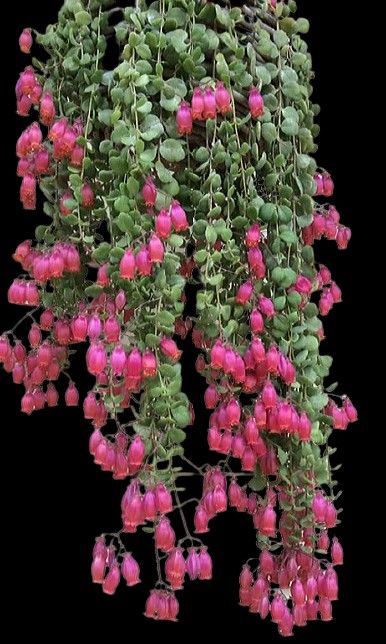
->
1, 1, 375, 640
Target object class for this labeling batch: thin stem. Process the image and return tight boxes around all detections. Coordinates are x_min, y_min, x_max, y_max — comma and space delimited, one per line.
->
5, 308, 39, 337
174, 488, 193, 543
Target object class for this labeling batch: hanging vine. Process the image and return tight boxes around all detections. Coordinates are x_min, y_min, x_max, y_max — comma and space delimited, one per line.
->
2, 0, 356, 633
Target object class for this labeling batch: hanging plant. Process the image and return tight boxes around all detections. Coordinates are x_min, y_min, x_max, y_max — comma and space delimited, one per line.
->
2, 0, 357, 634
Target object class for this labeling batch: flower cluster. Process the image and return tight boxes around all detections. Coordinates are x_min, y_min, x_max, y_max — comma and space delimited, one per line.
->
0, 0, 357, 633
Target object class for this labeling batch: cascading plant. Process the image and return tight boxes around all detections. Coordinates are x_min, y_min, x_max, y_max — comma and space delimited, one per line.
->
2, 0, 357, 633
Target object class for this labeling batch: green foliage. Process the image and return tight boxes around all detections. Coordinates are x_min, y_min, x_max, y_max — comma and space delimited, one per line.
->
9, 0, 348, 566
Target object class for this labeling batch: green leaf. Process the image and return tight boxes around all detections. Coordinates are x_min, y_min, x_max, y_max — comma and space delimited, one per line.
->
114, 195, 130, 213
158, 310, 175, 327
155, 160, 174, 183
98, 109, 113, 127
127, 176, 139, 197
261, 122, 277, 144
165, 77, 187, 98
248, 470, 267, 492
140, 114, 164, 141
314, 457, 329, 485
92, 243, 111, 263
75, 10, 91, 26
168, 427, 187, 443
305, 335, 319, 353
160, 93, 180, 112
137, 99, 153, 115
160, 139, 185, 162
205, 225, 217, 244
140, 145, 157, 165
273, 29, 289, 48
255, 66, 271, 86
116, 212, 133, 233
278, 447, 288, 466
168, 234, 184, 248
109, 156, 128, 175
283, 81, 301, 100
310, 392, 329, 412
135, 43, 152, 59
223, 319, 238, 339
280, 229, 297, 245
296, 18, 310, 34
281, 118, 299, 136
193, 219, 207, 236
259, 203, 277, 222
282, 106, 299, 122
302, 245, 314, 264
166, 29, 188, 53
232, 216, 248, 229
171, 406, 191, 428
272, 267, 284, 285
274, 296, 286, 311
208, 274, 224, 286
85, 284, 103, 297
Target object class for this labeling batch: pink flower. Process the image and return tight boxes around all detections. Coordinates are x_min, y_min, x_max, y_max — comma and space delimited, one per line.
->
235, 281, 253, 305
215, 82, 231, 115
312, 491, 327, 523
70, 145, 84, 168
198, 547, 212, 580
155, 209, 172, 239
170, 200, 189, 231
245, 223, 261, 248
194, 504, 209, 533
111, 344, 126, 376
143, 490, 157, 521
142, 177, 157, 207
91, 554, 106, 584
160, 337, 181, 362
323, 172, 334, 196
210, 340, 225, 369
39, 92, 55, 126
336, 226, 351, 250
294, 275, 313, 295
148, 234, 164, 263
155, 516, 175, 552
136, 245, 152, 276
331, 537, 344, 565
192, 87, 204, 120
121, 553, 141, 586
34, 148, 50, 175
165, 547, 185, 589
155, 483, 173, 514
291, 578, 306, 605
127, 436, 145, 470
258, 295, 275, 317
176, 101, 193, 135
102, 560, 121, 595
81, 184, 94, 208
204, 384, 219, 409
142, 350, 157, 378
314, 173, 324, 195
65, 382, 79, 406
86, 342, 107, 376
20, 174, 36, 210
259, 505, 276, 537
261, 380, 277, 409
186, 548, 201, 580
19, 28, 33, 54
248, 87, 264, 118
119, 249, 136, 280
203, 87, 216, 119
250, 308, 264, 334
